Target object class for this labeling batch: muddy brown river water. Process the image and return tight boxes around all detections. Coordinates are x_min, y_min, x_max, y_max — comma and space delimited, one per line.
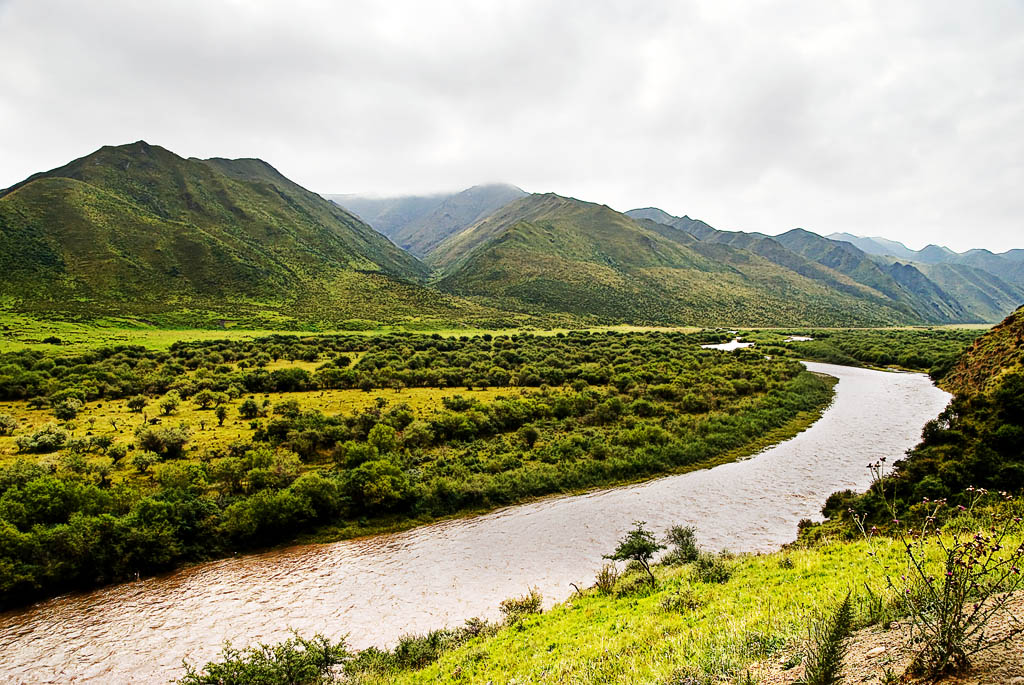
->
0, 362, 951, 683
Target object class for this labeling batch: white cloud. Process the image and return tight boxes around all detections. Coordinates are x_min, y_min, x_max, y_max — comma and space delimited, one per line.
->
1, 0, 1021, 251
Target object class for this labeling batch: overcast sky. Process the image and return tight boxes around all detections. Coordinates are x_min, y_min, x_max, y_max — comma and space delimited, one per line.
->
1, 0, 1022, 252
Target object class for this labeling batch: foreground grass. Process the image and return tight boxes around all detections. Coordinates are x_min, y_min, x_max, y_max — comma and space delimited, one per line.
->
343, 531, 1020, 685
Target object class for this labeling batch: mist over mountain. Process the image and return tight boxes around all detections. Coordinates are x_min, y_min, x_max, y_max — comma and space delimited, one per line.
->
328, 184, 527, 258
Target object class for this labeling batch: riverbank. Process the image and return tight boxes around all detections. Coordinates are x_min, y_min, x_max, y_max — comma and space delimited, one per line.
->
338, 532, 1024, 684
296, 372, 838, 546
0, 362, 951, 683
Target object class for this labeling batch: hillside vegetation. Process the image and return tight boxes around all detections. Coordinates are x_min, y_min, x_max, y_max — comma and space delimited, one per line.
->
941, 305, 1024, 395
0, 142, 524, 328
428, 194, 918, 327
0, 330, 833, 609
178, 313, 1024, 685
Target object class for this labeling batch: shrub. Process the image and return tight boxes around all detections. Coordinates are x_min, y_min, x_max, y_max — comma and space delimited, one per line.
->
126, 395, 148, 413
854, 469, 1024, 677
517, 425, 539, 449
193, 389, 217, 409
135, 424, 192, 459
179, 633, 348, 685
131, 451, 159, 474
498, 588, 542, 624
273, 399, 301, 418
662, 525, 700, 565
614, 573, 657, 597
15, 423, 68, 453
52, 398, 82, 421
801, 593, 854, 685
0, 413, 16, 436
239, 398, 261, 419
108, 443, 128, 463
594, 563, 619, 594
693, 552, 732, 584
660, 585, 703, 613
367, 423, 399, 454
159, 391, 181, 416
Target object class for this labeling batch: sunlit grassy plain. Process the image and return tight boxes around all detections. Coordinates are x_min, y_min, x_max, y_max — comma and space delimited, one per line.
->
0, 308, 989, 354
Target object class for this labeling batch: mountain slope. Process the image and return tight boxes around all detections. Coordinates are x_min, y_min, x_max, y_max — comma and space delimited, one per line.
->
0, 142, 519, 326
629, 209, 977, 323
826, 232, 921, 261
768, 229, 967, 322
330, 184, 527, 257
942, 306, 1024, 395
828, 232, 1024, 291
912, 262, 1024, 324
429, 194, 916, 326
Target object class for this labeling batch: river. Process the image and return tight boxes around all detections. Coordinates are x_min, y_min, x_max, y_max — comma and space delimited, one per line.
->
0, 362, 951, 683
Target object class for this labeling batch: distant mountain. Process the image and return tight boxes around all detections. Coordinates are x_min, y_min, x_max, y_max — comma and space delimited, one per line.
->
915, 262, 1024, 324
329, 184, 527, 257
631, 210, 979, 323
827, 232, 1024, 290
425, 193, 921, 326
826, 233, 921, 262
0, 142, 512, 326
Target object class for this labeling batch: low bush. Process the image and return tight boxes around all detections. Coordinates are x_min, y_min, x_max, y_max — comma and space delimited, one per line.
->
179, 633, 348, 685
499, 588, 543, 624
694, 552, 732, 584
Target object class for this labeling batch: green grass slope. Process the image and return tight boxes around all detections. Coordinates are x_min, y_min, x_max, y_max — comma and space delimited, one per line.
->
0, 142, 526, 327
429, 194, 916, 326
942, 305, 1024, 395
629, 208, 980, 323
913, 262, 1024, 323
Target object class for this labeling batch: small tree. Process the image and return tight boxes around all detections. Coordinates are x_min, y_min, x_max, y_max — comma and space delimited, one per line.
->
239, 398, 261, 419
193, 389, 217, 409
605, 521, 664, 583
52, 397, 83, 421
126, 395, 148, 413
215, 405, 228, 426
160, 391, 181, 416
0, 413, 16, 436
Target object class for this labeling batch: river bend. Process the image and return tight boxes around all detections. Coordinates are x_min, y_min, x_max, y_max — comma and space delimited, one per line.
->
0, 362, 951, 683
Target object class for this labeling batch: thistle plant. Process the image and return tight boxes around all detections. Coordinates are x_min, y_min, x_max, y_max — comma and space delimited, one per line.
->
852, 459, 1024, 677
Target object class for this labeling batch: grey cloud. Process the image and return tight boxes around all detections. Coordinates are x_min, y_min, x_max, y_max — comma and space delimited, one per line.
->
0, 0, 1021, 251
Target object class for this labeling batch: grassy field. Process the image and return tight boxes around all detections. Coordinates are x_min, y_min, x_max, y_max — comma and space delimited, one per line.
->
318, 522, 1024, 684
388, 540, 893, 684
0, 381, 526, 460
0, 308, 990, 354
0, 311, 711, 352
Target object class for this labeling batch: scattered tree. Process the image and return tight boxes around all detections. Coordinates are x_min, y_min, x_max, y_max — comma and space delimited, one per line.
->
604, 521, 664, 583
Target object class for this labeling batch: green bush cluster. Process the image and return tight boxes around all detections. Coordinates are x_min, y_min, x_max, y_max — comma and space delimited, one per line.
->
0, 331, 833, 609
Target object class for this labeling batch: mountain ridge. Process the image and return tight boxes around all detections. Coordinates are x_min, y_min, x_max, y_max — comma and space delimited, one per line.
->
0, 142, 526, 327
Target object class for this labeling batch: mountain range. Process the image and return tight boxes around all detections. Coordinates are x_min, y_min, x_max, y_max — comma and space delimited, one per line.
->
1, 141, 1020, 328
0, 142, 524, 328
